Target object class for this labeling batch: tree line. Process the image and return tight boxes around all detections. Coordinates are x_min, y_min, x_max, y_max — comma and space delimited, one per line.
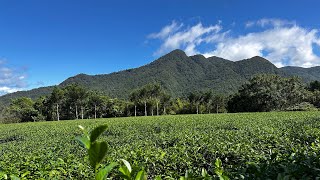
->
1, 74, 320, 123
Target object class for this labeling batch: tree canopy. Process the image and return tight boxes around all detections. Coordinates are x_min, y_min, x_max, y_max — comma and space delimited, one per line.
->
1, 74, 319, 123
228, 74, 308, 112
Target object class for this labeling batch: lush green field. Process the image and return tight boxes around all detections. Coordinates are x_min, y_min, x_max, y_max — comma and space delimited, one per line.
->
1, 112, 320, 179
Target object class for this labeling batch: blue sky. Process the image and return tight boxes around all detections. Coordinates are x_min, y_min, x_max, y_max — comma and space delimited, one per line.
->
0, 0, 320, 95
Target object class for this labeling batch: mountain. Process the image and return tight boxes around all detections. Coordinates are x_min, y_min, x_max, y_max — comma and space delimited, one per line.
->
1, 49, 320, 104
59, 50, 280, 97
281, 66, 320, 82
0, 86, 55, 105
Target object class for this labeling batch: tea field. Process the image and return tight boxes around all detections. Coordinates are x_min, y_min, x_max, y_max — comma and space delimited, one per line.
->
1, 112, 320, 179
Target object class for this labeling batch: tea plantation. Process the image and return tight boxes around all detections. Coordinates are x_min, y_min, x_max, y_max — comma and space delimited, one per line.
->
1, 112, 320, 179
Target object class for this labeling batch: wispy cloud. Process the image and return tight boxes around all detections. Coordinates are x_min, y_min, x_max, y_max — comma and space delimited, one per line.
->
245, 18, 296, 28
148, 21, 222, 55
148, 21, 183, 39
0, 60, 28, 95
148, 18, 320, 68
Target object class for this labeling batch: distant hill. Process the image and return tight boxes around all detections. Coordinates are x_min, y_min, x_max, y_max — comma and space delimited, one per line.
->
1, 49, 320, 104
0, 86, 55, 105
281, 66, 320, 81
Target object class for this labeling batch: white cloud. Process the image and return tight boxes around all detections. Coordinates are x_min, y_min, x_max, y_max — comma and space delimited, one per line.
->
148, 22, 222, 56
149, 19, 320, 68
0, 86, 23, 94
148, 21, 183, 39
246, 18, 296, 28
0, 61, 27, 95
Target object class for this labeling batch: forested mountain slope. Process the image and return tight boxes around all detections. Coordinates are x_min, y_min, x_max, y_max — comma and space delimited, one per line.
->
1, 49, 319, 104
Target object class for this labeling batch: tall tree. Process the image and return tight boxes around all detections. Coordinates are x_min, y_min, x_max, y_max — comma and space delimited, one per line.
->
64, 84, 88, 119
308, 80, 320, 92
212, 94, 226, 114
228, 74, 307, 112
88, 91, 108, 119
161, 93, 171, 115
33, 96, 47, 121
147, 84, 164, 116
309, 90, 320, 107
105, 98, 127, 117
188, 92, 203, 114
7, 97, 38, 122
129, 83, 167, 116
49, 87, 64, 121
203, 91, 214, 114
129, 90, 140, 117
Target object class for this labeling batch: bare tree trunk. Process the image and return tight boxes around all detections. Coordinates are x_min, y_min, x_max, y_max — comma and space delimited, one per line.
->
75, 105, 78, 119
196, 104, 199, 114
94, 104, 97, 119
134, 105, 137, 117
126, 104, 129, 116
216, 105, 219, 114
151, 108, 154, 116
156, 102, 159, 116
56, 103, 60, 121
163, 106, 166, 115
144, 101, 147, 116
81, 107, 84, 119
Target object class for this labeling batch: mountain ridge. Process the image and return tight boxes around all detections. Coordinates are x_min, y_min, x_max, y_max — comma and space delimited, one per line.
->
1, 49, 320, 104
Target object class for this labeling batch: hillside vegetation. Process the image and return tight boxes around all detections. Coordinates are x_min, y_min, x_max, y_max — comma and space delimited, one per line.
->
3, 74, 320, 123
1, 49, 320, 104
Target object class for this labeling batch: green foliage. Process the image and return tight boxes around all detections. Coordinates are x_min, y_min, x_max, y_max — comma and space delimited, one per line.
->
76, 125, 147, 179
76, 124, 117, 179
129, 83, 170, 116
77, 125, 109, 170
118, 159, 147, 180
95, 162, 117, 180
228, 74, 308, 112
76, 125, 229, 180
285, 102, 318, 111
214, 159, 229, 180
6, 97, 39, 123
1, 112, 320, 179
87, 91, 109, 119
309, 90, 320, 108
308, 80, 320, 92
1, 74, 318, 123
187, 91, 204, 114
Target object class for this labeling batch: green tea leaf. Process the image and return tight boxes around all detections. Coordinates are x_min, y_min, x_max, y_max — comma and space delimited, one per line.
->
89, 142, 108, 169
0, 172, 8, 179
90, 125, 108, 143
154, 175, 162, 180
119, 166, 131, 179
76, 136, 91, 149
201, 168, 209, 177
9, 175, 20, 180
95, 162, 118, 180
120, 159, 132, 173
220, 175, 230, 180
135, 170, 146, 180
21, 171, 30, 177
215, 158, 222, 168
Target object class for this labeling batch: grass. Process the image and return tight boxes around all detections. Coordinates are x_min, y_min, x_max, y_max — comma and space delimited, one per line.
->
1, 111, 320, 179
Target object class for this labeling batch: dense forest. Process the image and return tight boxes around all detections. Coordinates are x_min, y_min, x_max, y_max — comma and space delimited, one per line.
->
1, 74, 320, 123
